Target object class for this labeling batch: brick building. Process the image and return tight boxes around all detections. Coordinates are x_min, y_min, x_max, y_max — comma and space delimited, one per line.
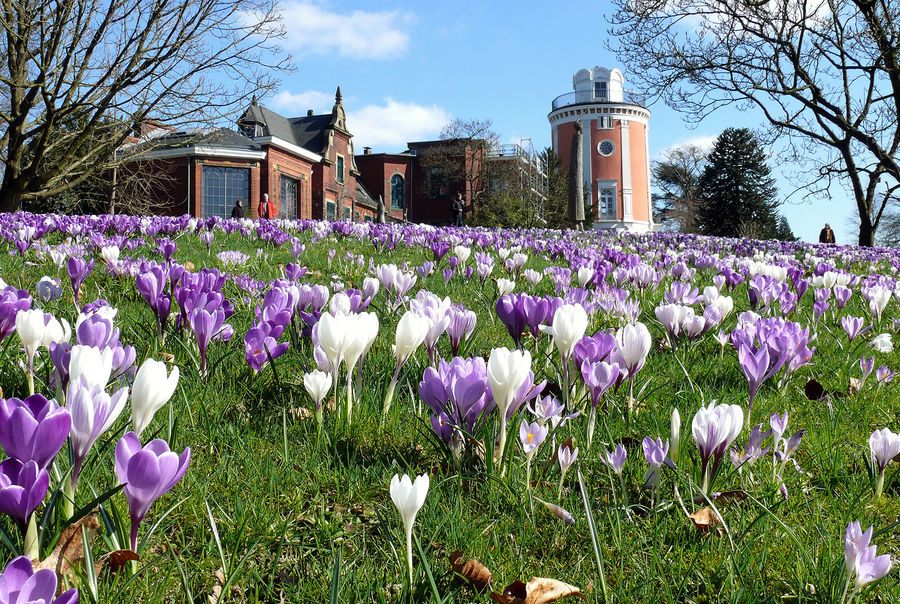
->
127, 87, 377, 221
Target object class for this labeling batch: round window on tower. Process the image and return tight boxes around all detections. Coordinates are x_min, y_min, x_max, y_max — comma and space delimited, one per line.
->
598, 140, 615, 157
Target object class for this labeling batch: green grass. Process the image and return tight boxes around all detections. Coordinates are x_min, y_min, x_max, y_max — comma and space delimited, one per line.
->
0, 225, 898, 603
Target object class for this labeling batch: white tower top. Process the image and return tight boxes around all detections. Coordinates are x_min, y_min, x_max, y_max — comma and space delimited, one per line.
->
572, 67, 625, 104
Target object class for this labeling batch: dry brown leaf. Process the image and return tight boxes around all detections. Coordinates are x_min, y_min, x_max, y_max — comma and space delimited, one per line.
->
690, 507, 724, 536
449, 550, 493, 591
524, 577, 585, 604
33, 513, 101, 587
159, 352, 176, 363
490, 578, 584, 604
208, 567, 226, 603
183, 261, 195, 271
289, 406, 313, 420
95, 549, 140, 577
849, 377, 861, 395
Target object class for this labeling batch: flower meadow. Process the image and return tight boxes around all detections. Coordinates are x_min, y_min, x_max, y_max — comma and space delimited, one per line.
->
0, 212, 897, 603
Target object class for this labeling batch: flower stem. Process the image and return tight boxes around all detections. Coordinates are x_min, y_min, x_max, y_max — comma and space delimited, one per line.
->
838, 574, 852, 604
24, 516, 38, 559
381, 362, 402, 422
63, 475, 75, 519
586, 406, 597, 451
405, 525, 414, 586
875, 469, 885, 498
345, 370, 353, 427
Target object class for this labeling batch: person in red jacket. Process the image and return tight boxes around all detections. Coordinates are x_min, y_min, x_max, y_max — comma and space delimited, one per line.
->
258, 193, 275, 220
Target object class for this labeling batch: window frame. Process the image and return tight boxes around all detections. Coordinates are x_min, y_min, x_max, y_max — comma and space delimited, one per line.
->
202, 165, 250, 219
597, 179, 617, 219
336, 155, 345, 184
390, 173, 404, 209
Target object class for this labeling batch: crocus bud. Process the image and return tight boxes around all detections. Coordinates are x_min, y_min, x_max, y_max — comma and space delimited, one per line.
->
497, 278, 515, 296
303, 370, 331, 408
394, 311, 429, 366
671, 407, 681, 463
131, 359, 180, 436
69, 344, 114, 390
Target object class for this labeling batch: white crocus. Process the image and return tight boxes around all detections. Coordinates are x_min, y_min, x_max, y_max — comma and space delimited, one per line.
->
304, 369, 332, 430
15, 309, 46, 394
868, 333, 893, 353
577, 267, 595, 288
101, 245, 120, 265
131, 358, 180, 436
549, 303, 588, 366
497, 278, 515, 296
453, 245, 471, 265
316, 312, 349, 375
383, 312, 430, 420
487, 347, 532, 463
389, 473, 430, 584
69, 345, 114, 391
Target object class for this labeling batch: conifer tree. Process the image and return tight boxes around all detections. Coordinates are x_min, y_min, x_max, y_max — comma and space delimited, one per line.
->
697, 128, 788, 240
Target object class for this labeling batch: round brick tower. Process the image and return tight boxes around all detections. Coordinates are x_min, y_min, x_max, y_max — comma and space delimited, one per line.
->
549, 67, 653, 232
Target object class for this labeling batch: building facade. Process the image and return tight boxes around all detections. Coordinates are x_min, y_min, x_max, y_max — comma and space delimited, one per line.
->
549, 67, 653, 232
127, 88, 377, 221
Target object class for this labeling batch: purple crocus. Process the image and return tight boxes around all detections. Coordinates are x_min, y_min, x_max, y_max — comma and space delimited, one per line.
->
736, 345, 782, 424
496, 294, 527, 348
0, 459, 49, 529
642, 436, 670, 490
601, 444, 627, 475
244, 322, 290, 372
0, 287, 32, 344
0, 556, 78, 604
67, 375, 129, 486
842, 316, 868, 342
115, 432, 190, 551
189, 307, 225, 374
446, 305, 477, 356
844, 521, 892, 592
0, 394, 71, 470
66, 257, 94, 305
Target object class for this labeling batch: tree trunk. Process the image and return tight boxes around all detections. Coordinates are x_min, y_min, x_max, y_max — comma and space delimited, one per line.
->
0, 176, 26, 213
858, 214, 875, 246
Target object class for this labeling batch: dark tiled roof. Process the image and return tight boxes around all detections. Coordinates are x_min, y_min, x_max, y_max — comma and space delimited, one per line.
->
288, 114, 332, 155
356, 181, 377, 207
123, 128, 260, 155
239, 103, 334, 156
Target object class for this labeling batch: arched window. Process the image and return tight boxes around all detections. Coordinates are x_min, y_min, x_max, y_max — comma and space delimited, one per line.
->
391, 174, 404, 209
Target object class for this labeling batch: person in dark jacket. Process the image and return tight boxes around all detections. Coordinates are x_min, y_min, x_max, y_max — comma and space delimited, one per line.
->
818, 223, 835, 244
451, 192, 465, 227
230, 199, 243, 219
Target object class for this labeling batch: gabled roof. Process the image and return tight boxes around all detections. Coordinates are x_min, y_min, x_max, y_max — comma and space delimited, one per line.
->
237, 90, 347, 157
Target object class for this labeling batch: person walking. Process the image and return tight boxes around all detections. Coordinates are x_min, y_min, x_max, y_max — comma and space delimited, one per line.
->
230, 199, 243, 219
818, 223, 836, 244
451, 192, 465, 227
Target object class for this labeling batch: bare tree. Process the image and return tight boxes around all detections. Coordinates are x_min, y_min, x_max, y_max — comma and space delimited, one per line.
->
609, 0, 900, 246
418, 118, 499, 213
0, 0, 290, 213
652, 144, 706, 233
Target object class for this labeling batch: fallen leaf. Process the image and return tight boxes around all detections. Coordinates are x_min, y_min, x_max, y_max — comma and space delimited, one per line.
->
160, 352, 175, 363
290, 406, 313, 420
33, 513, 101, 587
208, 567, 226, 603
449, 550, 493, 591
490, 578, 584, 604
183, 261, 195, 271
690, 507, 724, 536
524, 577, 585, 604
849, 377, 861, 395
95, 549, 139, 576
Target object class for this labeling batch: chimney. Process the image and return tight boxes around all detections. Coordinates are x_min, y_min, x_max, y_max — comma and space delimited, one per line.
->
363, 147, 372, 155
307, 109, 314, 116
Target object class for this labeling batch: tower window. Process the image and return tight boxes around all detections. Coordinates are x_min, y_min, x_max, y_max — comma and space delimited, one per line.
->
598, 140, 615, 156
336, 155, 345, 183
594, 81, 608, 101
599, 186, 616, 218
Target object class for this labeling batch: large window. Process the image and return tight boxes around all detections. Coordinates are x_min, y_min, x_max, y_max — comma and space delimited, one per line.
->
326, 201, 336, 221
202, 166, 249, 219
280, 175, 299, 220
599, 185, 617, 219
390, 174, 404, 209
428, 167, 449, 199
336, 156, 345, 183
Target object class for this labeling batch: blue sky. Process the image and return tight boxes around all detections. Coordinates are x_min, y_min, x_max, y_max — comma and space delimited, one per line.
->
265, 0, 855, 244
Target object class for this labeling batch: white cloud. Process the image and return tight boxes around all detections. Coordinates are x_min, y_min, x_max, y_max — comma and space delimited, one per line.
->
348, 99, 451, 149
655, 134, 718, 160
269, 90, 333, 114
279, 2, 413, 59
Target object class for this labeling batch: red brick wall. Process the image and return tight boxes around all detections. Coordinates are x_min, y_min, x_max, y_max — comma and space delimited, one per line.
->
261, 145, 315, 219
355, 154, 412, 220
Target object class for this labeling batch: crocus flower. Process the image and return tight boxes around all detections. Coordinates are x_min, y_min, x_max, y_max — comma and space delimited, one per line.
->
692, 401, 743, 493
115, 432, 190, 551
642, 436, 669, 491
869, 427, 900, 497
558, 443, 578, 483
0, 459, 49, 529
844, 521, 892, 593
189, 307, 225, 374
67, 257, 94, 305
389, 473, 429, 584
15, 308, 47, 391
131, 359, 180, 437
487, 347, 532, 463
730, 423, 772, 468
497, 278, 515, 297
601, 444, 627, 475
0, 286, 32, 344
0, 394, 71, 470
36, 277, 63, 303
67, 375, 129, 485
841, 316, 868, 342
868, 333, 893, 353
614, 322, 651, 377
446, 305, 476, 356
0, 556, 78, 604
519, 419, 548, 455
548, 303, 589, 372
68, 344, 114, 391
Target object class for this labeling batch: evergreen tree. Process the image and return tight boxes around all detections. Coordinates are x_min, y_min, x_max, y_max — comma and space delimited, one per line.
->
697, 128, 784, 239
